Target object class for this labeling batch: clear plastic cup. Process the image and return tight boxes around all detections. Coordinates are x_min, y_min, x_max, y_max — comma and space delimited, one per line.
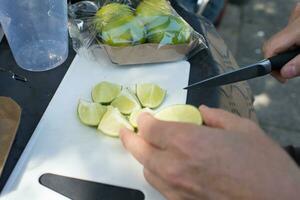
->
0, 0, 69, 71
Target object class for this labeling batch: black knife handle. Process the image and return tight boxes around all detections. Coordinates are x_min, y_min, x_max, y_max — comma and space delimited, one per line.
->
269, 48, 300, 70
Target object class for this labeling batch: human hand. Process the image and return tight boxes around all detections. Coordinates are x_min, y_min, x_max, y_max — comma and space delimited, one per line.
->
263, 3, 300, 82
120, 105, 300, 200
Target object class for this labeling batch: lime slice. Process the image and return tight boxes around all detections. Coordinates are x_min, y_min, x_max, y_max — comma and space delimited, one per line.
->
129, 108, 154, 128
98, 106, 134, 137
155, 104, 202, 125
111, 88, 141, 115
92, 81, 122, 104
136, 83, 166, 108
77, 99, 107, 126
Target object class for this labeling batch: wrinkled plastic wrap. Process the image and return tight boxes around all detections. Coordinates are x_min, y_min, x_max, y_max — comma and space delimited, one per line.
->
68, 0, 207, 65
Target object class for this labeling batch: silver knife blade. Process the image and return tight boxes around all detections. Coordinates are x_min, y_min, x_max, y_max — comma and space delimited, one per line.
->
184, 59, 272, 89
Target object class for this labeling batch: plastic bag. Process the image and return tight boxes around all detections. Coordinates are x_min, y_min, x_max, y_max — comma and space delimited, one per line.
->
68, 0, 207, 65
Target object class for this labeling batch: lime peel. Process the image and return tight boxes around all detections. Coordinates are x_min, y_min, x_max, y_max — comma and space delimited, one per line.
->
136, 83, 166, 108
98, 106, 134, 137
155, 104, 202, 125
92, 81, 122, 104
77, 99, 107, 126
111, 88, 141, 115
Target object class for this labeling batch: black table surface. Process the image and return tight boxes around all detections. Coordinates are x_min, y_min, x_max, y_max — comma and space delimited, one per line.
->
0, 1, 256, 193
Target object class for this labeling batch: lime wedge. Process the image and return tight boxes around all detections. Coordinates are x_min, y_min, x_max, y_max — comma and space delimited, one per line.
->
155, 104, 202, 125
129, 108, 154, 128
92, 81, 122, 104
136, 83, 166, 108
77, 99, 107, 126
111, 88, 141, 115
98, 106, 134, 137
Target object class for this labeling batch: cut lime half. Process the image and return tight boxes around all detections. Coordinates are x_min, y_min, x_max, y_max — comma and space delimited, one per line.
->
155, 104, 202, 125
77, 99, 107, 126
98, 106, 134, 137
136, 83, 166, 108
92, 81, 122, 104
129, 108, 154, 128
111, 88, 141, 115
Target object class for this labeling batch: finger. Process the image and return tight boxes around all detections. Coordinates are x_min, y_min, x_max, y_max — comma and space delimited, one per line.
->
120, 128, 163, 171
263, 28, 300, 58
270, 71, 287, 83
137, 113, 174, 149
199, 105, 246, 131
280, 55, 300, 79
289, 3, 300, 24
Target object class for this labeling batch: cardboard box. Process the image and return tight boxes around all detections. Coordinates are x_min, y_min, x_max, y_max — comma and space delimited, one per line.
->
102, 38, 201, 65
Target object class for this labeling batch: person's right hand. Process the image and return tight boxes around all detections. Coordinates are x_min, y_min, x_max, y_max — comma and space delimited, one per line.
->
120, 106, 300, 200
263, 3, 300, 82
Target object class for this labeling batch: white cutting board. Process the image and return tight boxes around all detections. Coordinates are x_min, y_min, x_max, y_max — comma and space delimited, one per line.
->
0, 48, 190, 200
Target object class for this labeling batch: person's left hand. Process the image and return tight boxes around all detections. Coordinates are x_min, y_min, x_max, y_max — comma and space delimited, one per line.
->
120, 105, 300, 200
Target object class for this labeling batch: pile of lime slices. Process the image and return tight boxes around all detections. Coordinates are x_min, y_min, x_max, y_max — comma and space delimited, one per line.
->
78, 81, 202, 137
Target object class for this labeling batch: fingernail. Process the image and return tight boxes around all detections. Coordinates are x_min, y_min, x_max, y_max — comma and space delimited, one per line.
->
281, 64, 298, 78
137, 112, 149, 123
199, 105, 209, 109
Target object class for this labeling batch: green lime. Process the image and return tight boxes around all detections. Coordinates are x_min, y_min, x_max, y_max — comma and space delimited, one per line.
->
101, 16, 146, 46
92, 81, 122, 104
77, 99, 107, 126
98, 106, 134, 137
111, 88, 141, 115
136, 83, 166, 108
129, 108, 154, 128
155, 104, 202, 125
147, 15, 192, 44
136, 0, 172, 24
94, 3, 133, 32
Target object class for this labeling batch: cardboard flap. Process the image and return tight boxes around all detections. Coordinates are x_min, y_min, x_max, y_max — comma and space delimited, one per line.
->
0, 97, 21, 176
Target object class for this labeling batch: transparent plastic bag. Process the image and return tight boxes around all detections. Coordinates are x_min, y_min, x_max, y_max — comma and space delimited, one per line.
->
68, 0, 207, 65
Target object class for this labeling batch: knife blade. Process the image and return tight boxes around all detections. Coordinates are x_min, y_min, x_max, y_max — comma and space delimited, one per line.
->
39, 173, 145, 200
184, 49, 300, 89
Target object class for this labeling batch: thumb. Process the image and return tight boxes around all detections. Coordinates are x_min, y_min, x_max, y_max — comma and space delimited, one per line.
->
199, 105, 246, 131
288, 3, 300, 24
281, 55, 300, 79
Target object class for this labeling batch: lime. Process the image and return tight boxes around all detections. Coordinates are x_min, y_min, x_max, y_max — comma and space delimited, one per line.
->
77, 99, 107, 126
101, 16, 146, 46
129, 108, 154, 128
94, 3, 133, 32
147, 15, 192, 44
136, 83, 166, 108
111, 88, 141, 115
98, 106, 134, 137
155, 104, 202, 125
136, 0, 172, 24
92, 81, 122, 104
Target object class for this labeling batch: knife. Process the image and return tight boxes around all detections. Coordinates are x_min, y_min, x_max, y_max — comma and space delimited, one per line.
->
39, 173, 145, 200
184, 49, 300, 89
